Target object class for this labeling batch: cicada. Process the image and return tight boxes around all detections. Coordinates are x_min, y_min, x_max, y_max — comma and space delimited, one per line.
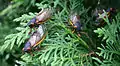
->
69, 13, 82, 36
26, 8, 53, 28
22, 24, 47, 53
93, 8, 116, 27
68, 13, 94, 45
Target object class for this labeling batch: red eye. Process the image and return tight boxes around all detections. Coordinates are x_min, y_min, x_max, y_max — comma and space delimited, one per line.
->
104, 16, 106, 18
110, 8, 113, 11
27, 47, 31, 51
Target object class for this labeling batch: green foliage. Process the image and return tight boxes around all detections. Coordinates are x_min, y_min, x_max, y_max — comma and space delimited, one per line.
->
0, 0, 37, 66
0, 0, 95, 66
0, 12, 37, 52
94, 12, 120, 65
0, 0, 36, 16
1, 0, 120, 66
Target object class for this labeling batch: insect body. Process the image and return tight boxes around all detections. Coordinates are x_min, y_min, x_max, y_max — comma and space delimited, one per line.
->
26, 8, 52, 28
93, 8, 116, 27
68, 14, 94, 46
69, 14, 82, 36
22, 24, 47, 52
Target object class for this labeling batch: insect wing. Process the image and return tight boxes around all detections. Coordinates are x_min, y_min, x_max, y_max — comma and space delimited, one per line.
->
33, 24, 47, 47
36, 8, 52, 23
